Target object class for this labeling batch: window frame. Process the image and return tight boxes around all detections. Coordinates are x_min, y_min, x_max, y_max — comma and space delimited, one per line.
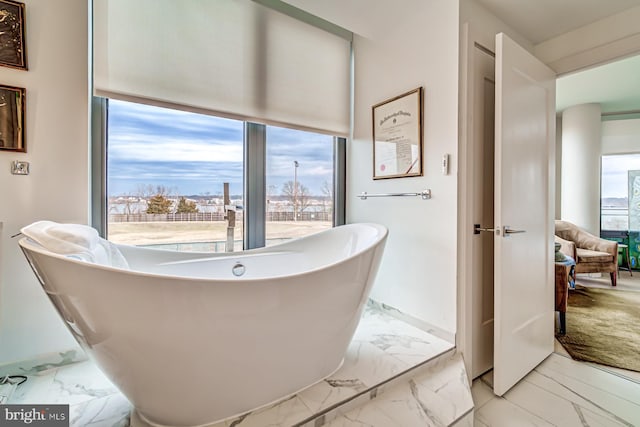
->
600, 151, 640, 233
91, 98, 346, 248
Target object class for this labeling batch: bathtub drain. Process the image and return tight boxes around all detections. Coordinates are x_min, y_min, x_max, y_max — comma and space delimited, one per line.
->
232, 262, 246, 277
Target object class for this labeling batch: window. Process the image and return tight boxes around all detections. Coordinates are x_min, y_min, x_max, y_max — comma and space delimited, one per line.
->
265, 126, 334, 245
601, 153, 640, 231
106, 100, 245, 251
102, 99, 344, 252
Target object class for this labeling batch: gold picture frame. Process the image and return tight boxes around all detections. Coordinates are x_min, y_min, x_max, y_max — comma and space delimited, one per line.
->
372, 87, 423, 179
0, 0, 27, 70
0, 84, 25, 152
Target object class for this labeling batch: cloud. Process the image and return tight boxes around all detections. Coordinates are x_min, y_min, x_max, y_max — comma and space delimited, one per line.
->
108, 100, 334, 196
109, 159, 244, 195
109, 100, 244, 163
109, 137, 243, 163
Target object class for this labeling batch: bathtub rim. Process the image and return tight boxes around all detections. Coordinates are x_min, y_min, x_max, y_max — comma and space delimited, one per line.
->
18, 222, 388, 284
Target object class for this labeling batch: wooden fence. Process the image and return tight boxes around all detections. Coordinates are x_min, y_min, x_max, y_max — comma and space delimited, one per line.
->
108, 211, 332, 223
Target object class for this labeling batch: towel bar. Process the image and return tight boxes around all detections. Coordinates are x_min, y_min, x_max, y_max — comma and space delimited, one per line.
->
356, 189, 431, 200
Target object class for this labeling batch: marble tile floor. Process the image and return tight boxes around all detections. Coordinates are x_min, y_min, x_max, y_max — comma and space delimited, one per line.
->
473, 352, 640, 427
4, 303, 460, 426
323, 352, 473, 427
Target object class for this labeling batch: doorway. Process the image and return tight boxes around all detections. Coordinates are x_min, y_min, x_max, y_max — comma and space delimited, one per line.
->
458, 27, 557, 395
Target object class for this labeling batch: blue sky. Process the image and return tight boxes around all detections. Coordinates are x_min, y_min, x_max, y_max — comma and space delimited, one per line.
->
108, 100, 333, 197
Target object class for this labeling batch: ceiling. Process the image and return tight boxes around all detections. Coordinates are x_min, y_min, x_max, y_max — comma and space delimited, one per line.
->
474, 0, 640, 45
556, 54, 640, 115
474, 0, 640, 115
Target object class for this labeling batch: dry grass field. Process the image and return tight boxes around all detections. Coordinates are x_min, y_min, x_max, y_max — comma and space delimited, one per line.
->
108, 221, 331, 247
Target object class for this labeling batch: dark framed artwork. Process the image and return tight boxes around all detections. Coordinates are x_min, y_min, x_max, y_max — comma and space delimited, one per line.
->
372, 87, 424, 179
0, 84, 25, 152
0, 0, 27, 70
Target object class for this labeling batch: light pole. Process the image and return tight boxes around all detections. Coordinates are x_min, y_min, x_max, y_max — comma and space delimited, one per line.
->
294, 160, 299, 221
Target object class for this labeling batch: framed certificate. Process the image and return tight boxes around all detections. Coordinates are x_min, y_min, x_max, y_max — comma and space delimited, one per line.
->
372, 87, 423, 179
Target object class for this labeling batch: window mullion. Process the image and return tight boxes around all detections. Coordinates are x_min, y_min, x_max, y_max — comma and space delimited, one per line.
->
334, 137, 346, 226
91, 96, 108, 237
244, 122, 267, 249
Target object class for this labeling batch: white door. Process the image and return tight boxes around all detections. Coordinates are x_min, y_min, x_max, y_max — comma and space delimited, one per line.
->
493, 33, 556, 396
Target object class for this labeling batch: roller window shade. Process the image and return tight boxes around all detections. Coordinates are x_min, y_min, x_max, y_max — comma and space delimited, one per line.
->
93, 0, 351, 136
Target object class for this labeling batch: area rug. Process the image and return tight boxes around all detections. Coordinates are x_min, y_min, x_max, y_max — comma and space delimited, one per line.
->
556, 285, 640, 372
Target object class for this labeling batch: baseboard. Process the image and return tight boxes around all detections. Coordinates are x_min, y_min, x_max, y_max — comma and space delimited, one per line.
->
367, 299, 456, 344
0, 348, 86, 377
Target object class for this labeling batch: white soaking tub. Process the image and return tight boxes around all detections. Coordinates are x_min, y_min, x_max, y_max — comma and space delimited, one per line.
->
19, 222, 388, 427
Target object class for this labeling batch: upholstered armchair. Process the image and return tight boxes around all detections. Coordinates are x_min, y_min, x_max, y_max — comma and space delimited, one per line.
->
554, 220, 618, 286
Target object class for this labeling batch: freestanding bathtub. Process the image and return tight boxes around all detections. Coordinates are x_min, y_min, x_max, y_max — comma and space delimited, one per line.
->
19, 222, 388, 427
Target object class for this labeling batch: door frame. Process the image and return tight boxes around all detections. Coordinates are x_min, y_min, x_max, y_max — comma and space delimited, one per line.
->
457, 22, 499, 380
458, 24, 557, 383
457, 24, 557, 383
456, 22, 635, 383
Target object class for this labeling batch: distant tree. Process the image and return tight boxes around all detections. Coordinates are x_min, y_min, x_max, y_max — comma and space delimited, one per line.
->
176, 197, 199, 214
137, 184, 173, 199
136, 184, 154, 199
281, 180, 311, 214
321, 180, 333, 199
136, 184, 176, 214
266, 184, 278, 212
120, 191, 142, 215
321, 180, 333, 216
146, 194, 172, 214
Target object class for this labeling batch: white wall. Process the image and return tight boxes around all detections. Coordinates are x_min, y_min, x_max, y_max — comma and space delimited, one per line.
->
556, 116, 563, 219
347, 0, 460, 335
0, 0, 87, 365
602, 118, 640, 154
459, 0, 534, 54
561, 104, 602, 234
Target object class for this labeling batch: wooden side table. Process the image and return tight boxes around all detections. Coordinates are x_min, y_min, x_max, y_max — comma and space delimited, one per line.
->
554, 258, 575, 335
618, 243, 633, 276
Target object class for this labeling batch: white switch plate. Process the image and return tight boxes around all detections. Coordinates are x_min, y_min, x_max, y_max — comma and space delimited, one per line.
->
11, 161, 29, 175
442, 154, 449, 175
